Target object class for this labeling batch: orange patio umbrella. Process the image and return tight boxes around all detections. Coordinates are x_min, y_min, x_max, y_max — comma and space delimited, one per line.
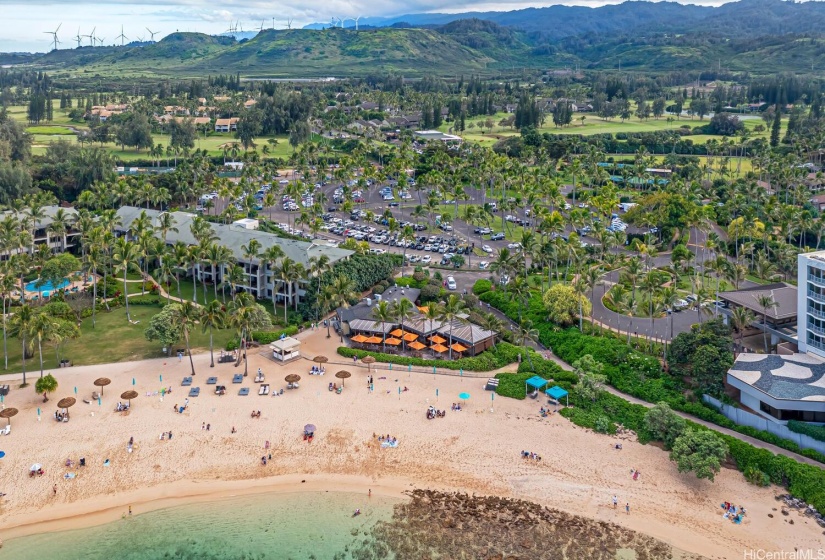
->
402, 332, 419, 342
389, 328, 405, 337
408, 341, 426, 351
429, 335, 446, 345
384, 338, 402, 346
431, 343, 448, 353
417, 306, 429, 313
450, 343, 468, 353
364, 336, 383, 344
351, 334, 368, 343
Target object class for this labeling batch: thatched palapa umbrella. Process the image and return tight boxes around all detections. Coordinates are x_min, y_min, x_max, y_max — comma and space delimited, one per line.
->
0, 407, 18, 426
120, 390, 138, 407
94, 377, 111, 397
285, 374, 301, 383
57, 397, 76, 418
361, 355, 376, 371
335, 370, 351, 387
313, 356, 328, 364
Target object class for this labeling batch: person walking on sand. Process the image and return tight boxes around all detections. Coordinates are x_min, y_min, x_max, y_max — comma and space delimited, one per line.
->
369, 489, 372, 498
613, 496, 617, 509
53, 484, 57, 496
129, 505, 132, 516
625, 502, 630, 514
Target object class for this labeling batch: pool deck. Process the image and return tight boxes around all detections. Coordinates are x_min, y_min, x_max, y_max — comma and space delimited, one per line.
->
16, 275, 97, 301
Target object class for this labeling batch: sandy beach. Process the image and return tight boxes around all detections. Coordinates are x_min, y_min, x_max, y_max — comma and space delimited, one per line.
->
0, 328, 821, 558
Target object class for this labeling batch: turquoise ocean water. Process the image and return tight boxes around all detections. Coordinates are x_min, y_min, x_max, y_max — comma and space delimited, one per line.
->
2, 491, 399, 560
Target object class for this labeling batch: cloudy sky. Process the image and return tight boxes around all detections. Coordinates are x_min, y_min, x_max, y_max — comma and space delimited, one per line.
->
1, 0, 730, 53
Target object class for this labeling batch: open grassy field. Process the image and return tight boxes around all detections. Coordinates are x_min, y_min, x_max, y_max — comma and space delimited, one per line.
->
0, 303, 236, 376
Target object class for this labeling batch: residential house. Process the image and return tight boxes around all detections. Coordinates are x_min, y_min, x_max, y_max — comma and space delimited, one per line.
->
215, 118, 240, 132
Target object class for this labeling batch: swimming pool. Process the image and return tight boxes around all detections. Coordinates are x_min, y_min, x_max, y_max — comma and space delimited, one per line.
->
25, 278, 70, 292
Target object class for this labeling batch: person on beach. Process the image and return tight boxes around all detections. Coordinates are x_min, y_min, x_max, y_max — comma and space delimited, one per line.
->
369, 489, 372, 498
613, 496, 618, 509
202, 422, 205, 430
206, 424, 210, 431
129, 506, 132, 516
626, 503, 630, 514
231, 426, 237, 434
173, 404, 177, 412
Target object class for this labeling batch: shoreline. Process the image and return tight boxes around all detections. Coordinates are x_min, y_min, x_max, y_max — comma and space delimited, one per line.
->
2, 474, 417, 541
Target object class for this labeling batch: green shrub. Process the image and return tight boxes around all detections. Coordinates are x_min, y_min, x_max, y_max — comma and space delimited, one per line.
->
251, 326, 300, 344
473, 279, 492, 295
787, 420, 825, 442
595, 415, 612, 434
744, 466, 770, 487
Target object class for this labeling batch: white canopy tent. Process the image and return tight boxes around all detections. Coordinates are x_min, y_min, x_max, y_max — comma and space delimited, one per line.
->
270, 336, 301, 362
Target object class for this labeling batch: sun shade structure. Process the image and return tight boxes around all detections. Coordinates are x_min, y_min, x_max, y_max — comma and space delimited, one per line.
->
428, 335, 446, 344
94, 377, 111, 396
418, 306, 429, 313
0, 407, 18, 426
285, 374, 301, 383
313, 355, 328, 364
431, 343, 448, 353
270, 336, 301, 362
57, 396, 76, 419
450, 343, 468, 353
384, 337, 402, 346
364, 336, 383, 344
351, 334, 368, 343
120, 390, 138, 406
525, 376, 548, 395
545, 385, 569, 406
389, 329, 405, 337
408, 341, 426, 351
402, 332, 419, 342
335, 370, 352, 386
361, 356, 376, 364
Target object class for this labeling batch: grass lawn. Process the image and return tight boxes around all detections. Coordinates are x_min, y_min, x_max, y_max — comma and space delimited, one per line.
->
26, 125, 78, 135
0, 304, 236, 376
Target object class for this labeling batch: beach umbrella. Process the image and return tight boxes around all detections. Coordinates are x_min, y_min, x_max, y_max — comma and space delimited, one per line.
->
313, 355, 328, 364
120, 390, 138, 407
361, 356, 376, 371
0, 407, 18, 426
74, 386, 77, 395
335, 370, 351, 387
304, 424, 316, 433
29, 463, 42, 472
57, 397, 76, 418
132, 377, 136, 386
94, 377, 111, 396
159, 374, 163, 383
0, 451, 5, 459
285, 374, 301, 383
459, 392, 470, 405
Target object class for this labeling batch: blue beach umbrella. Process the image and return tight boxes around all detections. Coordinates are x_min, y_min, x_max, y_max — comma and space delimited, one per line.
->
98, 397, 101, 406
132, 378, 136, 386
459, 392, 470, 404
159, 374, 163, 383
74, 386, 77, 395
389, 363, 393, 371
0, 451, 5, 459
407, 364, 411, 372
37, 407, 41, 417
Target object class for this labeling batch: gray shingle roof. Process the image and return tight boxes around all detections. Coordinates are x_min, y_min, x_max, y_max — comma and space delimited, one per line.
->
729, 353, 825, 401
719, 283, 797, 321
115, 206, 351, 268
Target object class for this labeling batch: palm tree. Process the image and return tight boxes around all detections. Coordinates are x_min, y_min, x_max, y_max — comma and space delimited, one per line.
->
156, 211, 178, 244
276, 257, 304, 325
262, 245, 285, 317
372, 300, 394, 352
112, 238, 140, 322
200, 300, 225, 368
0, 270, 16, 369
393, 298, 415, 350
730, 306, 755, 356
308, 254, 331, 325
154, 258, 176, 305
324, 275, 358, 338
29, 312, 59, 378
171, 301, 200, 375
478, 312, 504, 348
755, 294, 778, 354
514, 319, 539, 369
227, 293, 256, 376
9, 304, 34, 386
438, 294, 466, 359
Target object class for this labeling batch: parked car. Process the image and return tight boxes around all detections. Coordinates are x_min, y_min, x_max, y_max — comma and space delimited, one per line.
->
446, 276, 457, 290
421, 255, 432, 264
481, 244, 493, 253
490, 232, 505, 241
478, 261, 489, 270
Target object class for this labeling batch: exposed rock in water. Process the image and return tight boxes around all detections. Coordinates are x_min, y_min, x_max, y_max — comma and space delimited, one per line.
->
349, 490, 708, 559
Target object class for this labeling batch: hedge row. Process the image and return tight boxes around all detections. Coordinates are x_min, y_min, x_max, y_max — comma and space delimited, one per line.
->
338, 342, 537, 372
787, 420, 825, 443
251, 326, 300, 344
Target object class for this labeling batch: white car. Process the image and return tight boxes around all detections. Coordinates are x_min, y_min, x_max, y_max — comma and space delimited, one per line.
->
507, 242, 522, 250
446, 277, 457, 290
421, 255, 432, 264
478, 261, 489, 270
481, 244, 493, 253
505, 215, 517, 222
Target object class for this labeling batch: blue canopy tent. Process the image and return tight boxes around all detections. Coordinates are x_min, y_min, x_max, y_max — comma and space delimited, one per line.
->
545, 385, 569, 407
525, 375, 548, 398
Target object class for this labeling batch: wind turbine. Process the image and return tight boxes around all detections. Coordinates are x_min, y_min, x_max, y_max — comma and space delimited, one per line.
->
137, 34, 145, 43
44, 23, 62, 51
146, 27, 159, 41
330, 17, 338, 29
74, 27, 83, 48
354, 16, 361, 31
85, 27, 96, 46
96, 36, 106, 46
116, 25, 128, 46
287, 18, 293, 30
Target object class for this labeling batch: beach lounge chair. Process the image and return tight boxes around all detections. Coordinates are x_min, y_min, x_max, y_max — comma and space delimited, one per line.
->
215, 385, 226, 395
0, 425, 9, 436
254, 372, 265, 383
181, 377, 193, 387
206, 377, 218, 385
238, 387, 250, 396
258, 384, 270, 396
188, 387, 200, 398
233, 374, 243, 384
